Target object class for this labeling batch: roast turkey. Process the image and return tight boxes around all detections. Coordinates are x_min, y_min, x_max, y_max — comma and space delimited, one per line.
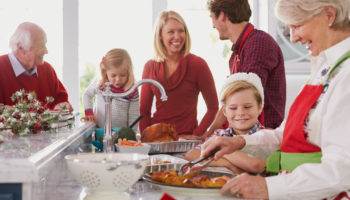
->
141, 123, 179, 142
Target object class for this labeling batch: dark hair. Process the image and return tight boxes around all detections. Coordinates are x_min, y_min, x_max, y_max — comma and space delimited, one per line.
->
207, 0, 251, 23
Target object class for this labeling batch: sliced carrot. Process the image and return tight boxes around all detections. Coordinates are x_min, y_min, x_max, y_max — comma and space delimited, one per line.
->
118, 138, 144, 146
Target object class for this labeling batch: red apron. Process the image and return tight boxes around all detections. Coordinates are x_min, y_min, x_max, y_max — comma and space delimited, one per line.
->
280, 84, 322, 153
268, 51, 350, 199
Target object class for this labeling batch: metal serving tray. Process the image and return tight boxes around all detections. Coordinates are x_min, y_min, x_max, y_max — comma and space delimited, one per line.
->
142, 163, 235, 197
145, 163, 234, 175
146, 140, 201, 154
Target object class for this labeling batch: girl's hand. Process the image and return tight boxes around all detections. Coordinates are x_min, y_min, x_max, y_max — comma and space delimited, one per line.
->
81, 115, 96, 122
99, 82, 106, 91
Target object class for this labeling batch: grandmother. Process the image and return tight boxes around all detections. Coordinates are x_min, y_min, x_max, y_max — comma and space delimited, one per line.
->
201, 0, 350, 199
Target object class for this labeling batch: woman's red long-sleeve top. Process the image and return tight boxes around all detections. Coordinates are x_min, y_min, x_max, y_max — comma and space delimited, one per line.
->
139, 53, 218, 136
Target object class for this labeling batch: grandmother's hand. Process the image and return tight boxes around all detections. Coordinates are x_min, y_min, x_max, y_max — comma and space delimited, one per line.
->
201, 135, 246, 160
221, 173, 268, 199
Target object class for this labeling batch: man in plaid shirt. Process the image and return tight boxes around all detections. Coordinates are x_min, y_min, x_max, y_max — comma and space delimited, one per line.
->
203, 0, 286, 138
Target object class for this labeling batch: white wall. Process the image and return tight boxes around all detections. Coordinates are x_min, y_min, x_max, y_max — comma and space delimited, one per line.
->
285, 74, 308, 118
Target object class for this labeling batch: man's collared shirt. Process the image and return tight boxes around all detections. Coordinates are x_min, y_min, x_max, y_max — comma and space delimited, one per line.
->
8, 53, 38, 77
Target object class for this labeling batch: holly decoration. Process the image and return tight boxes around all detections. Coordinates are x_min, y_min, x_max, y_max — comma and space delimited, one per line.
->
0, 89, 72, 135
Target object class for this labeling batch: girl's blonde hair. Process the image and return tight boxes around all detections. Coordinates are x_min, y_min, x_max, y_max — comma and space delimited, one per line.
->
153, 10, 191, 62
221, 81, 262, 107
100, 48, 135, 90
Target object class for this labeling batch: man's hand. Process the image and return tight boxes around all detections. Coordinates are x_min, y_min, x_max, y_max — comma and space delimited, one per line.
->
201, 135, 246, 160
54, 102, 73, 113
221, 173, 268, 199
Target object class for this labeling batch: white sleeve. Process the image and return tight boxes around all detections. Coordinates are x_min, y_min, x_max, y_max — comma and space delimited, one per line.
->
266, 64, 350, 200
240, 122, 284, 159
82, 79, 99, 110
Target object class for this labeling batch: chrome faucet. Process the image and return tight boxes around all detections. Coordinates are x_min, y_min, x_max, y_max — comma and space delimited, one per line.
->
101, 79, 167, 152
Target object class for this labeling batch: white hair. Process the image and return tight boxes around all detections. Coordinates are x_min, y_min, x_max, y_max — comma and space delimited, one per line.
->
9, 22, 46, 53
9, 25, 32, 53
275, 0, 350, 31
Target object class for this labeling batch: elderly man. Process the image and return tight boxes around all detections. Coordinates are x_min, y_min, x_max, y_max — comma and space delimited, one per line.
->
0, 22, 72, 111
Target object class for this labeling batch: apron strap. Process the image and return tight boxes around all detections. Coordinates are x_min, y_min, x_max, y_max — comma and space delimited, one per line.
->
281, 152, 322, 172
266, 150, 322, 173
326, 50, 350, 80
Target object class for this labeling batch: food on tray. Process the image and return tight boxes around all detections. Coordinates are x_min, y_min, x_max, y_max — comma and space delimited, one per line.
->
155, 160, 171, 164
154, 160, 172, 164
115, 127, 136, 141
150, 169, 230, 187
141, 123, 179, 142
117, 138, 143, 146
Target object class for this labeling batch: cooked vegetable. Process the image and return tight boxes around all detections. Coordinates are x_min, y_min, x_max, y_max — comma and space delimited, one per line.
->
115, 127, 136, 141
117, 138, 143, 146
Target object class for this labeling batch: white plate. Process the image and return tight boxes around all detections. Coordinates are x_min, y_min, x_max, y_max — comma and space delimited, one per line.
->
50, 110, 70, 116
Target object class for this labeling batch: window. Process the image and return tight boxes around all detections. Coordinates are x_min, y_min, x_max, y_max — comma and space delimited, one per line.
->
78, 0, 154, 113
0, 0, 63, 77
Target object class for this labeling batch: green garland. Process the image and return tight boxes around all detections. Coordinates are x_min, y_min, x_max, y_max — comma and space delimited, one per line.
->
0, 89, 72, 135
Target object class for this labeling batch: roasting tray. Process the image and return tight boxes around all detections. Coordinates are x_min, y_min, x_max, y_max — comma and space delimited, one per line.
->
146, 140, 201, 154
145, 163, 234, 175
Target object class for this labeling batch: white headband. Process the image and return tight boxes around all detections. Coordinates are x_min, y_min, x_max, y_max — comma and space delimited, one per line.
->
220, 72, 264, 106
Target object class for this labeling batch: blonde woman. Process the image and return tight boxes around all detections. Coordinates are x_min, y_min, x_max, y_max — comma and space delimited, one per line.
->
139, 10, 218, 138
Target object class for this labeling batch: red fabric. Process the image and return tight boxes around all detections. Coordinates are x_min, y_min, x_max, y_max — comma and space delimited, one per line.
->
229, 23, 286, 129
109, 85, 138, 100
0, 54, 69, 109
333, 191, 350, 200
231, 23, 255, 74
160, 193, 176, 200
258, 109, 265, 127
85, 109, 94, 116
139, 53, 218, 136
281, 84, 322, 153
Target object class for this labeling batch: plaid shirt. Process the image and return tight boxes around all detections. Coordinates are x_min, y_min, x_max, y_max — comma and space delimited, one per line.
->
196, 121, 264, 150
229, 23, 286, 129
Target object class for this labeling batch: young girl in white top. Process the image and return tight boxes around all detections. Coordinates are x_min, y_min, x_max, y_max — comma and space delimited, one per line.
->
83, 48, 139, 131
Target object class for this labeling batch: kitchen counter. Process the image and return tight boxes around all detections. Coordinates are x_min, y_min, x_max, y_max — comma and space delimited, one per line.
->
51, 178, 241, 200
0, 119, 241, 200
0, 118, 95, 200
